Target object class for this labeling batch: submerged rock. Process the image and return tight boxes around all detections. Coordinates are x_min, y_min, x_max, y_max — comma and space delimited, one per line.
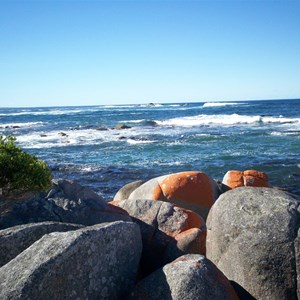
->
115, 124, 131, 130
0, 221, 142, 300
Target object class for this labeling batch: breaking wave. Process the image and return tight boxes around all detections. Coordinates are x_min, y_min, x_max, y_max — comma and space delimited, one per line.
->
156, 114, 300, 127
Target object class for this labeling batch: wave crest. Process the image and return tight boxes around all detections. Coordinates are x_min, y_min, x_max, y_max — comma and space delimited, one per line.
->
202, 102, 241, 107
156, 114, 300, 127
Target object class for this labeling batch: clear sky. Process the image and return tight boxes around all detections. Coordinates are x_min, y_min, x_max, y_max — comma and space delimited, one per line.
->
0, 0, 300, 107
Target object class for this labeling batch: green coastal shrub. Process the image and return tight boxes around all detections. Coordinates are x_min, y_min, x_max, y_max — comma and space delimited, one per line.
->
0, 135, 52, 195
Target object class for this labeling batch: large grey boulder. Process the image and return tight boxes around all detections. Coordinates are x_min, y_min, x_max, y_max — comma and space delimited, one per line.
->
129, 254, 239, 300
0, 222, 83, 267
206, 187, 300, 300
112, 198, 206, 276
0, 221, 142, 300
0, 180, 130, 230
113, 180, 144, 201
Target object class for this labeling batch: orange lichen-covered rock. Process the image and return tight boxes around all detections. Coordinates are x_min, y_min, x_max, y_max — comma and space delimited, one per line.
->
156, 171, 217, 208
222, 169, 269, 190
222, 170, 244, 189
128, 171, 220, 220
112, 197, 207, 275
243, 170, 269, 187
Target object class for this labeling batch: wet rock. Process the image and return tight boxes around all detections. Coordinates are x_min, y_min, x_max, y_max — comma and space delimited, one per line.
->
59, 132, 68, 137
96, 127, 108, 131
115, 124, 131, 130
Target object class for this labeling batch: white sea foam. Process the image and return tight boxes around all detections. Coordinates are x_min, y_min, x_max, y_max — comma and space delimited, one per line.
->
156, 114, 300, 127
0, 108, 99, 117
16, 128, 122, 148
103, 105, 135, 108
121, 119, 145, 123
0, 121, 45, 128
202, 102, 241, 107
270, 131, 300, 136
139, 103, 163, 107
126, 139, 155, 144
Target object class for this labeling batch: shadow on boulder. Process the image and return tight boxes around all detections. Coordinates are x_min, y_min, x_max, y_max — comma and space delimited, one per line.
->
230, 281, 257, 300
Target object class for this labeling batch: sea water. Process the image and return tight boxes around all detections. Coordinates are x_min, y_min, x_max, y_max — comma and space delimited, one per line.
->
0, 99, 299, 199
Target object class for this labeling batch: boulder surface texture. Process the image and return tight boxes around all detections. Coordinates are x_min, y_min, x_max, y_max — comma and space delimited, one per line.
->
0, 221, 83, 267
120, 171, 220, 220
206, 187, 300, 300
129, 254, 239, 300
112, 198, 206, 275
0, 221, 142, 300
0, 180, 130, 230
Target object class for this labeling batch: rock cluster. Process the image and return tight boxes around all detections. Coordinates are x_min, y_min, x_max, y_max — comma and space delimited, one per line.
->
117, 171, 221, 220
1, 168, 299, 299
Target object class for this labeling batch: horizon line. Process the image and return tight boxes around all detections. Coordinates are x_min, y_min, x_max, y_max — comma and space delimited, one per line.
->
0, 97, 299, 109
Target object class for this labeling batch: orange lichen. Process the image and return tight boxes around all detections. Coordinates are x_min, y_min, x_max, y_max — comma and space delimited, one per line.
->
243, 170, 269, 187
222, 170, 244, 189
223, 169, 269, 190
158, 172, 215, 208
152, 183, 164, 200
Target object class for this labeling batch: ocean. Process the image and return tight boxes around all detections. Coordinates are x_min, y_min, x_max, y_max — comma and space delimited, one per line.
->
0, 99, 299, 200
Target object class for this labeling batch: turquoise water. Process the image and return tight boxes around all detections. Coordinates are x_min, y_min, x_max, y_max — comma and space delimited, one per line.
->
0, 99, 299, 199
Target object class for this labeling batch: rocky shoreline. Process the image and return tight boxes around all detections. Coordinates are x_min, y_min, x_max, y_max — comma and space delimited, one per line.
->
0, 170, 299, 299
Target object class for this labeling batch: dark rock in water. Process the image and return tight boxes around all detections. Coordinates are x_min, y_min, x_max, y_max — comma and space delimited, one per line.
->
127, 136, 150, 142
0, 221, 142, 300
0, 180, 131, 230
0, 222, 83, 267
144, 119, 158, 126
129, 254, 239, 300
113, 180, 144, 201
4, 125, 20, 129
110, 198, 206, 276
59, 132, 68, 137
96, 127, 108, 131
118, 136, 126, 140
40, 134, 47, 137
206, 187, 299, 300
115, 124, 131, 130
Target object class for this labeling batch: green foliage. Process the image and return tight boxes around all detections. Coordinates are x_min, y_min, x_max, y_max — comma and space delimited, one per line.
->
0, 135, 52, 195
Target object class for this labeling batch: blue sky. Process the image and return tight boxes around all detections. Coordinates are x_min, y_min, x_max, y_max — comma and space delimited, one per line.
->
0, 0, 300, 107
